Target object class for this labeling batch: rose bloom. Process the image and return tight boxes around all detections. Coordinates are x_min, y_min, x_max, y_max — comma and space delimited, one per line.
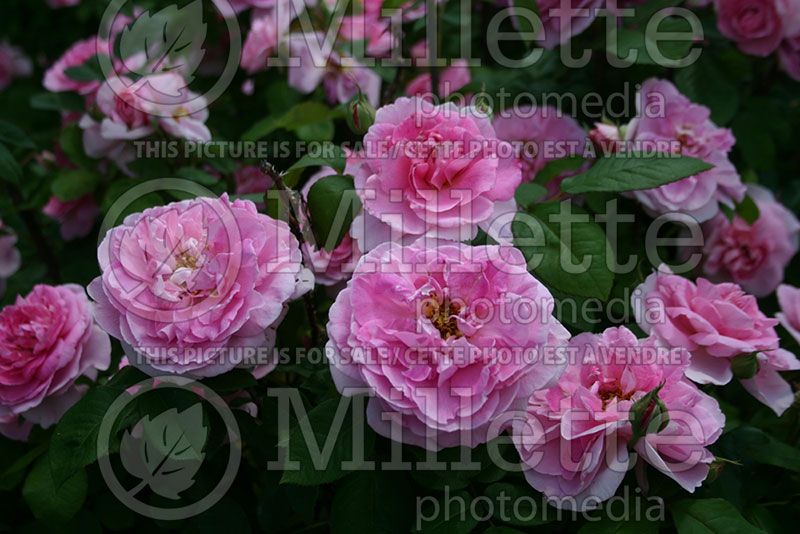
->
714, 0, 799, 56
778, 284, 800, 344
405, 60, 471, 100
287, 33, 381, 106
500, 0, 604, 49
326, 241, 570, 449
235, 164, 272, 197
635, 269, 779, 386
301, 168, 361, 286
47, 0, 81, 7
513, 327, 724, 510
43, 36, 107, 95
89, 194, 313, 377
626, 79, 745, 222
42, 194, 100, 241
0, 42, 32, 90
0, 284, 111, 441
347, 97, 521, 250
493, 106, 588, 197
240, 4, 290, 74
701, 185, 800, 297
779, 33, 800, 81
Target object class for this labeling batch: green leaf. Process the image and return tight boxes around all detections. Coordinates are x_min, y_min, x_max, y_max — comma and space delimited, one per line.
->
49, 367, 148, 487
734, 195, 760, 225
241, 102, 345, 142
202, 368, 258, 395
561, 154, 713, 194
484, 483, 551, 527
512, 202, 613, 300
280, 398, 374, 486
23, 454, 87, 525
534, 155, 585, 186
330, 472, 414, 534
51, 169, 99, 201
514, 182, 548, 210
286, 146, 347, 175
306, 174, 361, 251
608, 15, 695, 67
671, 498, 763, 534
675, 53, 740, 126
64, 55, 103, 82
30, 92, 86, 113
415, 489, 478, 533
732, 112, 775, 172
176, 167, 220, 186
731, 353, 760, 379
0, 120, 35, 149
59, 122, 93, 169
511, 0, 542, 44
0, 142, 22, 186
718, 426, 800, 472
579, 514, 661, 534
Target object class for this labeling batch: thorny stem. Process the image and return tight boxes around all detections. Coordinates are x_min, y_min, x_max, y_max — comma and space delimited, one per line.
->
259, 161, 323, 348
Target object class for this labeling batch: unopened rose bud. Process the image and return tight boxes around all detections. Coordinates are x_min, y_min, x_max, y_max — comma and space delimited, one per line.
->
346, 92, 375, 135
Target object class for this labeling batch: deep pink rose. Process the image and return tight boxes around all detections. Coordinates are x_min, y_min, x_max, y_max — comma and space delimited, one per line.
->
235, 164, 272, 197
513, 327, 724, 509
714, 0, 792, 56
42, 194, 100, 241
701, 185, 800, 296
88, 194, 313, 377
327, 241, 570, 449
0, 284, 111, 441
0, 42, 32, 90
493, 106, 588, 197
627, 79, 744, 222
301, 168, 362, 286
635, 269, 779, 386
43, 37, 107, 95
778, 284, 800, 344
507, 0, 604, 49
347, 97, 521, 249
779, 33, 800, 81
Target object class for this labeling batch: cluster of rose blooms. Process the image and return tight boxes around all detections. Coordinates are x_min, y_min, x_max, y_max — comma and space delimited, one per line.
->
1, 0, 800, 512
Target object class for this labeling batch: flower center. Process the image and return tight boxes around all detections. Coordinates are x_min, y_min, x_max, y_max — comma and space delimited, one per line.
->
598, 384, 634, 409
421, 294, 463, 339
174, 250, 198, 270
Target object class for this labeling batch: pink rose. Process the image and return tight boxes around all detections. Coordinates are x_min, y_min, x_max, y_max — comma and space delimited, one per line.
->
0, 284, 111, 441
627, 79, 745, 222
347, 97, 521, 249
286, 33, 382, 106
520, 0, 605, 49
635, 269, 780, 386
778, 284, 800, 344
714, 0, 790, 56
779, 33, 800, 81
405, 60, 472, 100
42, 195, 100, 241
493, 106, 588, 197
326, 241, 570, 450
336, 0, 394, 57
46, 0, 81, 7
240, 5, 290, 74
513, 327, 724, 509
88, 194, 313, 377
301, 168, 362, 286
43, 37, 107, 95
235, 164, 272, 197
740, 349, 800, 416
0, 42, 32, 90
701, 185, 800, 296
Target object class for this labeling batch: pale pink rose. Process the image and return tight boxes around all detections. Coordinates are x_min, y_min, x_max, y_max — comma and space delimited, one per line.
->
137, 73, 212, 142
714, 0, 790, 56
0, 284, 111, 441
493, 106, 588, 197
47, 0, 81, 7
513, 327, 724, 509
91, 77, 156, 142
635, 269, 779, 386
405, 60, 472, 99
777, 284, 800, 344
286, 33, 382, 106
42, 195, 100, 241
88, 194, 313, 378
43, 37, 106, 95
589, 122, 623, 154
300, 168, 362, 286
327, 241, 570, 449
0, 42, 32, 90
701, 185, 800, 297
740, 349, 800, 416
778, 33, 800, 81
346, 97, 521, 249
79, 114, 136, 170
240, 5, 290, 74
627, 79, 744, 222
